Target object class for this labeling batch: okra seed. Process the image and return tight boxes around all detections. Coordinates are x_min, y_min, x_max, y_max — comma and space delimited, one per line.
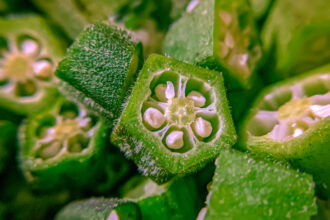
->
165, 81, 175, 99
108, 210, 119, 220
155, 84, 167, 102
144, 107, 165, 129
33, 60, 52, 79
39, 142, 62, 159
293, 128, 304, 137
193, 117, 212, 138
218, 42, 229, 59
219, 10, 232, 26
310, 104, 330, 119
21, 39, 39, 55
224, 32, 235, 49
166, 131, 184, 149
187, 91, 206, 107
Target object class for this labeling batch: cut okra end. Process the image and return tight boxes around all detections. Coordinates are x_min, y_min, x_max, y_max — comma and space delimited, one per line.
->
111, 54, 236, 182
238, 66, 330, 199
0, 16, 65, 115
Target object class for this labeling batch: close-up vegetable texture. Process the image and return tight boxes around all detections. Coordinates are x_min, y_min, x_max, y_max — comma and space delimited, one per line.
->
0, 0, 329, 219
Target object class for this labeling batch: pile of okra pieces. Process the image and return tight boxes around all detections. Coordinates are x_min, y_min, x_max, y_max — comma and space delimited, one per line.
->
0, 0, 330, 219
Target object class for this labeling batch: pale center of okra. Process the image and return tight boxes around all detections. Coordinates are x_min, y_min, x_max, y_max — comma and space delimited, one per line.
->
217, 9, 260, 77
143, 77, 216, 152
0, 37, 53, 97
248, 79, 330, 141
36, 108, 94, 160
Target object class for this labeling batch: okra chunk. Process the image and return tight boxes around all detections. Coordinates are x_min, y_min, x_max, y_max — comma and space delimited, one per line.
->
202, 149, 317, 220
0, 16, 65, 115
55, 23, 143, 127
55, 198, 141, 220
111, 54, 236, 183
163, 0, 261, 90
238, 65, 330, 199
19, 96, 130, 192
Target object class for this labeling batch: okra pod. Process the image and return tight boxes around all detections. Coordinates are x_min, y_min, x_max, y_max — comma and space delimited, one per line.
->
111, 54, 236, 183
163, 0, 262, 90
55, 23, 143, 127
238, 65, 330, 199
202, 148, 317, 220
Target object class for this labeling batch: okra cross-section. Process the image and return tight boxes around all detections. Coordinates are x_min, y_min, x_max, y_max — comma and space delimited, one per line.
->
111, 54, 236, 183
55, 23, 143, 127
238, 65, 330, 199
202, 149, 317, 220
163, 0, 261, 90
0, 16, 65, 115
19, 96, 121, 192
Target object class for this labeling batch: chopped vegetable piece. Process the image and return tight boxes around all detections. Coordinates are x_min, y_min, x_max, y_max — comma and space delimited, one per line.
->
0, 15, 65, 115
238, 65, 330, 199
55, 198, 141, 220
163, 0, 262, 90
55, 23, 143, 127
204, 148, 317, 220
111, 54, 236, 183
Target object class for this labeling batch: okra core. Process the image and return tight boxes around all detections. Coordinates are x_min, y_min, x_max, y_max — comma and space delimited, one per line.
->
142, 72, 219, 152
0, 36, 53, 98
247, 74, 330, 141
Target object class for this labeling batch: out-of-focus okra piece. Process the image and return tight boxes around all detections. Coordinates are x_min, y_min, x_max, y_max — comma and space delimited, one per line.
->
122, 175, 202, 220
0, 120, 16, 175
201, 148, 317, 220
55, 198, 141, 220
55, 23, 143, 127
249, 0, 274, 22
111, 54, 236, 183
163, 0, 262, 90
312, 200, 330, 220
19, 96, 128, 192
261, 0, 330, 82
0, 15, 65, 115
238, 65, 330, 199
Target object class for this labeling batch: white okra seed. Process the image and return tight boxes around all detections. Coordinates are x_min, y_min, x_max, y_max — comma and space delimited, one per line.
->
224, 32, 235, 49
193, 117, 212, 138
219, 10, 232, 26
166, 131, 184, 149
310, 104, 330, 119
40, 142, 61, 159
21, 39, 39, 55
187, 91, 206, 107
143, 107, 165, 129
155, 84, 167, 102
165, 81, 175, 99
33, 60, 52, 79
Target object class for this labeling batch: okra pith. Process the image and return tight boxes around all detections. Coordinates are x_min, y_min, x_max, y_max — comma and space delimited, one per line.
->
111, 54, 236, 183
238, 65, 330, 199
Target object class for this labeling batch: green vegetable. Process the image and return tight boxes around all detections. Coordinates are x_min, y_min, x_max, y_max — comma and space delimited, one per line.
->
0, 15, 65, 115
122, 175, 202, 220
163, 0, 262, 90
0, 120, 16, 175
56, 23, 143, 127
19, 96, 128, 192
238, 65, 330, 199
203, 148, 317, 220
55, 198, 141, 220
111, 54, 236, 183
261, 0, 330, 82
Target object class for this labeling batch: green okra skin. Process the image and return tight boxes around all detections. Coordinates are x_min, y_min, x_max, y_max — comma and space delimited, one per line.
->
0, 120, 16, 175
248, 0, 274, 22
261, 0, 330, 83
56, 23, 143, 127
163, 0, 262, 90
122, 175, 202, 220
111, 54, 236, 183
0, 15, 66, 116
312, 199, 330, 220
19, 96, 128, 192
55, 198, 141, 220
238, 65, 330, 199
203, 148, 317, 220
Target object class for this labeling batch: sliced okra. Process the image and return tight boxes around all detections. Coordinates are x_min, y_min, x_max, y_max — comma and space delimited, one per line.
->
0, 15, 65, 115
121, 175, 202, 220
203, 149, 317, 220
0, 120, 16, 175
55, 198, 141, 220
56, 23, 143, 127
261, 0, 330, 82
19, 96, 127, 192
163, 0, 262, 90
238, 65, 330, 199
111, 54, 236, 183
